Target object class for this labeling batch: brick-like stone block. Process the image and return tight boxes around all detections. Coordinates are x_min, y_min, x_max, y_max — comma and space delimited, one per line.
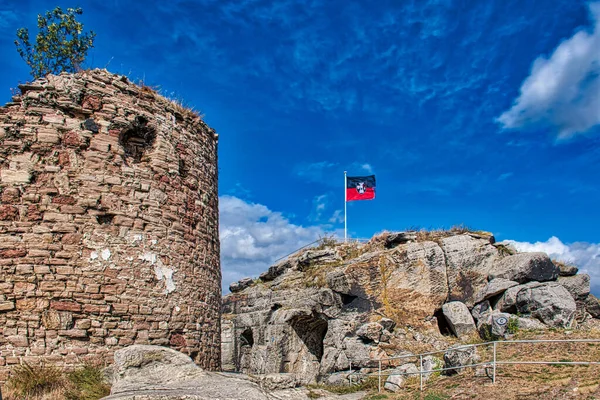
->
50, 301, 81, 312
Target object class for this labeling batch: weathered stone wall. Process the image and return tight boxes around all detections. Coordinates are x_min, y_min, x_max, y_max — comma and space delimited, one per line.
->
0, 69, 221, 380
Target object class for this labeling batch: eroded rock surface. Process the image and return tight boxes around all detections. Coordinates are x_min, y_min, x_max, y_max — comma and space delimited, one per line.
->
222, 231, 596, 388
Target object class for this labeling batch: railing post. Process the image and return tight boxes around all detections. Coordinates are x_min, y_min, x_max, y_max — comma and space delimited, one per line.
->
349, 360, 352, 385
492, 341, 497, 384
378, 359, 382, 393
419, 354, 423, 391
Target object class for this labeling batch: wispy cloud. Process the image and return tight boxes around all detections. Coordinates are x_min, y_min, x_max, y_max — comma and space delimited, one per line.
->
294, 161, 338, 184
0, 10, 19, 32
504, 236, 600, 295
219, 195, 329, 292
497, 2, 600, 139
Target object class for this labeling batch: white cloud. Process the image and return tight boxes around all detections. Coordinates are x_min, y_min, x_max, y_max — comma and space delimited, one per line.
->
497, 2, 600, 139
219, 195, 328, 292
359, 163, 373, 174
503, 236, 600, 295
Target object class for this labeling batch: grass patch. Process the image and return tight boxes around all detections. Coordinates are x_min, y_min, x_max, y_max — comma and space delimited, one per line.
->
4, 362, 65, 399
65, 364, 111, 400
308, 376, 379, 395
422, 392, 450, 400
3, 362, 110, 400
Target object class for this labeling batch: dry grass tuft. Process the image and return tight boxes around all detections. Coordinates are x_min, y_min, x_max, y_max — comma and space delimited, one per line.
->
2, 362, 110, 400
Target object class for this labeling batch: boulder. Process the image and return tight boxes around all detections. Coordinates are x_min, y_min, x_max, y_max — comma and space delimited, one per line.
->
474, 278, 519, 303
107, 345, 273, 400
517, 317, 547, 330
441, 235, 499, 306
383, 363, 419, 392
384, 231, 417, 248
515, 282, 576, 328
260, 258, 295, 282
489, 252, 558, 284
379, 318, 396, 332
557, 274, 590, 300
556, 262, 578, 277
585, 294, 600, 318
421, 356, 442, 381
444, 345, 479, 375
442, 301, 477, 338
477, 312, 514, 339
230, 277, 254, 293
356, 322, 383, 343
494, 281, 543, 313
298, 249, 341, 271
471, 300, 492, 323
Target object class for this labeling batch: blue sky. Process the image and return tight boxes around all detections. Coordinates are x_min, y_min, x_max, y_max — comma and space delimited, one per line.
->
1, 0, 599, 293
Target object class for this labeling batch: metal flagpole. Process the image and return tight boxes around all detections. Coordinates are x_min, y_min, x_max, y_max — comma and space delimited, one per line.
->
344, 171, 347, 242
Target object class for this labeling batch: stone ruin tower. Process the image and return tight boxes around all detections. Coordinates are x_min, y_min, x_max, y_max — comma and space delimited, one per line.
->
0, 69, 221, 380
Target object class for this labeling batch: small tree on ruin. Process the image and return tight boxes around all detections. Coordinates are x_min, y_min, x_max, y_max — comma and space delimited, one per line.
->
15, 6, 96, 79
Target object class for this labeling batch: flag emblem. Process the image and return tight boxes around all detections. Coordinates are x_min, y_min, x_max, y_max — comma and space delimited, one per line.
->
346, 175, 376, 201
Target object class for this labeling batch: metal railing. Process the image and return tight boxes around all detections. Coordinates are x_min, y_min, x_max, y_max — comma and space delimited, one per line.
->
343, 339, 600, 393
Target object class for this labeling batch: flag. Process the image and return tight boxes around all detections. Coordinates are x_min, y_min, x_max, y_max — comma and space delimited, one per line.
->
346, 175, 376, 201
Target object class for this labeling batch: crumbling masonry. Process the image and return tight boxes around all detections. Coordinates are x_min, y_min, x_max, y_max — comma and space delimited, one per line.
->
0, 69, 221, 380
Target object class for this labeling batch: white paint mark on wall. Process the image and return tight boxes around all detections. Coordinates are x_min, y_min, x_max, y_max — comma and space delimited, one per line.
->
101, 248, 111, 261
138, 252, 176, 294
90, 251, 98, 260
132, 234, 143, 242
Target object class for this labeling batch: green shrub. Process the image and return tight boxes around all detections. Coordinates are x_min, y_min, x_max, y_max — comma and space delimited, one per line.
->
507, 316, 520, 334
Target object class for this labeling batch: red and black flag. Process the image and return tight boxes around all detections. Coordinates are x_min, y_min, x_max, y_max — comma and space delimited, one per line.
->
346, 175, 376, 201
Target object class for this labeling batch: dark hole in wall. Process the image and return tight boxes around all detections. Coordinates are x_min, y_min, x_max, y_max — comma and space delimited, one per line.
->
96, 214, 115, 225
119, 116, 156, 163
84, 118, 99, 133
434, 308, 452, 336
340, 293, 357, 305
240, 328, 254, 348
359, 336, 374, 345
290, 314, 328, 361
179, 158, 189, 178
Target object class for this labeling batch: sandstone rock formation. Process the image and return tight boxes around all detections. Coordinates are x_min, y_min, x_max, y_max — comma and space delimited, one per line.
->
222, 231, 598, 387
0, 69, 221, 380
103, 345, 366, 400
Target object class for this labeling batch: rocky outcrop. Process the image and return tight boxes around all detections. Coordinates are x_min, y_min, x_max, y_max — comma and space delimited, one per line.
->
441, 235, 498, 306
103, 345, 362, 400
222, 231, 597, 388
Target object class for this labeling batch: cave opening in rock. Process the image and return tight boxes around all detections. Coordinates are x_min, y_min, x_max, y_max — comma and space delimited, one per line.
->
434, 308, 452, 336
340, 293, 358, 305
290, 314, 328, 361
240, 328, 254, 348
119, 116, 156, 163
